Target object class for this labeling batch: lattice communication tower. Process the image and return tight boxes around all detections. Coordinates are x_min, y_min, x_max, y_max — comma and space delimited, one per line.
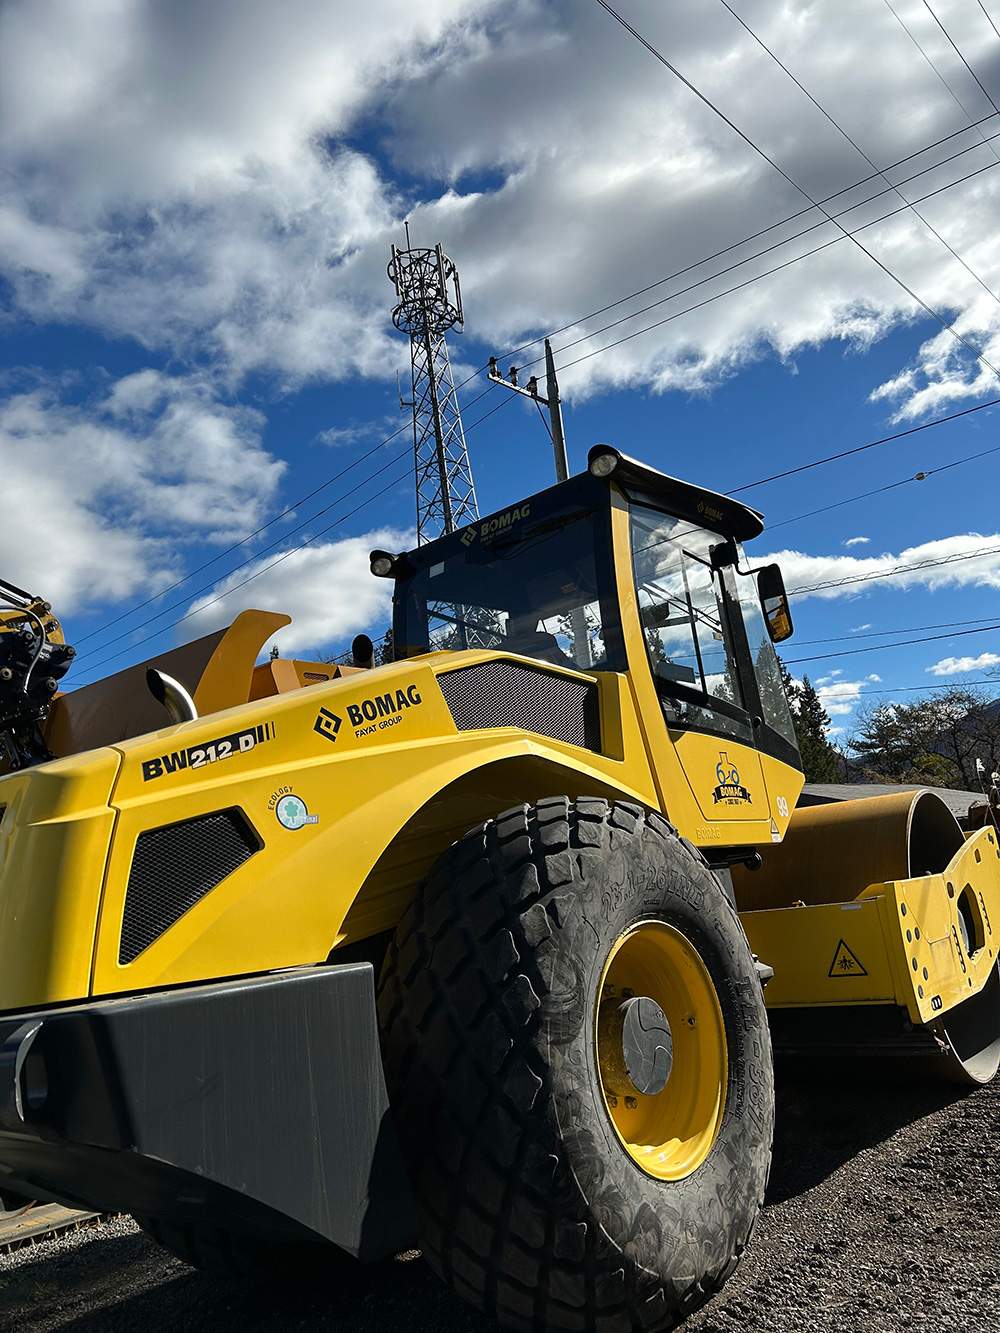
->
389, 239, 479, 544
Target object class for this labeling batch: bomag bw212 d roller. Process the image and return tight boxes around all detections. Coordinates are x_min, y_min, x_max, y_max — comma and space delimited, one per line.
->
1, 445, 998, 1331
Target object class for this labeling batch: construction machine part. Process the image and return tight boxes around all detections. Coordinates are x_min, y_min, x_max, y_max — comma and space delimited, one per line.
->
0, 579, 75, 771
41, 609, 290, 760
736, 790, 1000, 1084
0, 966, 416, 1263
733, 788, 964, 911
378, 798, 774, 1333
0, 1204, 100, 1253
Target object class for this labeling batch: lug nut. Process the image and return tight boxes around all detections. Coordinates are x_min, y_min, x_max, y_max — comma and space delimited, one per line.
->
0, 667, 12, 681
621, 988, 634, 999
625, 1096, 637, 1109
607, 1094, 618, 1108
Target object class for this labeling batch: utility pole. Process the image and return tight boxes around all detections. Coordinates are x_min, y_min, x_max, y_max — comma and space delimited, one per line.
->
488, 338, 590, 665
389, 230, 479, 544
488, 338, 568, 482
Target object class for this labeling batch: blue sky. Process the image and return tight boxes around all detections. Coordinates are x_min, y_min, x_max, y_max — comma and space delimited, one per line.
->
2, 0, 999, 745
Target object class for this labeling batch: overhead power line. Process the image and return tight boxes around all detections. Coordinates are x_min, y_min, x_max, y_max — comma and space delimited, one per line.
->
882, 0, 1000, 163
920, 0, 1000, 119
788, 541, 1000, 597
976, 0, 1000, 45
71, 421, 412, 647
67, 29, 1000, 662
72, 446, 413, 669
494, 112, 1000, 369
783, 620, 1000, 665
853, 677, 1000, 698
766, 434, 1000, 532
549, 152, 1000, 377
593, 0, 1000, 378
732, 395, 1000, 493
75, 111, 1000, 654
72, 389, 518, 680
786, 614, 1000, 648
717, 0, 1000, 308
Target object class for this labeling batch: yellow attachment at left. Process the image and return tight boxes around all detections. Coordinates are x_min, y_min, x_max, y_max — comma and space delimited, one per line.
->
0, 749, 120, 1009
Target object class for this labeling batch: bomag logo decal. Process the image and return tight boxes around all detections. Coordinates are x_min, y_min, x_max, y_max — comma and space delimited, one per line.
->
697, 499, 724, 522
142, 722, 274, 782
314, 708, 342, 743
347, 684, 422, 737
460, 503, 531, 546
711, 751, 752, 806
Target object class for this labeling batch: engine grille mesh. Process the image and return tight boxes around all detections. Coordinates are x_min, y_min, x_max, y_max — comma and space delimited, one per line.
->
120, 807, 261, 964
438, 660, 601, 752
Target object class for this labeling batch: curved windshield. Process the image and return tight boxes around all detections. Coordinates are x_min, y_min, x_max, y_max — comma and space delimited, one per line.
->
630, 503, 752, 743
394, 496, 623, 673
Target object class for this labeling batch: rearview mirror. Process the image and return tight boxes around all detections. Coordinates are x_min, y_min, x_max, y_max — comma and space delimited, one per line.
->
757, 564, 793, 643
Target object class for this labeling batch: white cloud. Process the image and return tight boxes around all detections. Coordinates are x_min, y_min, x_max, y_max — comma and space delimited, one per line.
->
927, 651, 1000, 676
183, 526, 413, 655
0, 1, 998, 408
0, 371, 283, 613
765, 533, 1000, 602
851, 622, 872, 632
844, 536, 870, 547
316, 416, 402, 448
815, 673, 882, 717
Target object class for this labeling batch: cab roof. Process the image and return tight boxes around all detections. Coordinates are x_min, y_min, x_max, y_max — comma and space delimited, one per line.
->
587, 445, 765, 542
380, 446, 766, 576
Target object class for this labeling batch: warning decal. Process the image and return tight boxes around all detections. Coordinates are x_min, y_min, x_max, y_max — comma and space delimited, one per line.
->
828, 939, 869, 978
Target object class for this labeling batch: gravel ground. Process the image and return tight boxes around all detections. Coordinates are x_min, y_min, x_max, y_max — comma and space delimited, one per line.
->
2, 1064, 998, 1333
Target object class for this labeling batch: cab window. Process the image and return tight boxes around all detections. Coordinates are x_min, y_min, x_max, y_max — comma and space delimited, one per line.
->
395, 497, 624, 673
732, 559, 798, 748
629, 504, 753, 744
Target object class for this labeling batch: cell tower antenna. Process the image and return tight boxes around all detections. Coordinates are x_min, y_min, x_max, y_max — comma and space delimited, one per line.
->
388, 234, 479, 544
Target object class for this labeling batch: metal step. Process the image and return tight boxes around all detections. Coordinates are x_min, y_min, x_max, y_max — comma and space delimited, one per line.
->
0, 1204, 101, 1252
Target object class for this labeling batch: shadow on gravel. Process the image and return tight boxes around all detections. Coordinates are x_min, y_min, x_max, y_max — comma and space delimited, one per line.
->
766, 1060, 970, 1205
0, 1229, 489, 1333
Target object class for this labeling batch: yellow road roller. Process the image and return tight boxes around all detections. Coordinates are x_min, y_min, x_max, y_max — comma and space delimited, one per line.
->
0, 445, 996, 1331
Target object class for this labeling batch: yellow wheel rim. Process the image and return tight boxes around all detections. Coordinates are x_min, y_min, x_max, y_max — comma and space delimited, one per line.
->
595, 920, 727, 1180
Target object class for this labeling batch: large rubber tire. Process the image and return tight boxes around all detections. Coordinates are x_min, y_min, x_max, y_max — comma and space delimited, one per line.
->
377, 797, 774, 1332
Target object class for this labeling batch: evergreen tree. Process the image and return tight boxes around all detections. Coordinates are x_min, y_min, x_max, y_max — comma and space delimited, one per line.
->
795, 676, 842, 782
376, 626, 394, 664
775, 657, 843, 782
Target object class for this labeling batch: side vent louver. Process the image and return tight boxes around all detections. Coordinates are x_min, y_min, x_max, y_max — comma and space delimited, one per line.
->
439, 660, 601, 752
119, 807, 261, 964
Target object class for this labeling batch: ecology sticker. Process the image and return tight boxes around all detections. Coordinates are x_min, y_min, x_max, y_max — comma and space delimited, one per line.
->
275, 794, 319, 831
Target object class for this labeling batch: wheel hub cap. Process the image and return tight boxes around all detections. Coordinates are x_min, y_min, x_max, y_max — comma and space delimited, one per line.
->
598, 995, 673, 1097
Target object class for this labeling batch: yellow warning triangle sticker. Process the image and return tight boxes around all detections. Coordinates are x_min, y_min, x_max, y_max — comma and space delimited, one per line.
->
828, 939, 868, 978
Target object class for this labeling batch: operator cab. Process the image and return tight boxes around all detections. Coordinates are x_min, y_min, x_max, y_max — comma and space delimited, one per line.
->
375, 445, 799, 771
